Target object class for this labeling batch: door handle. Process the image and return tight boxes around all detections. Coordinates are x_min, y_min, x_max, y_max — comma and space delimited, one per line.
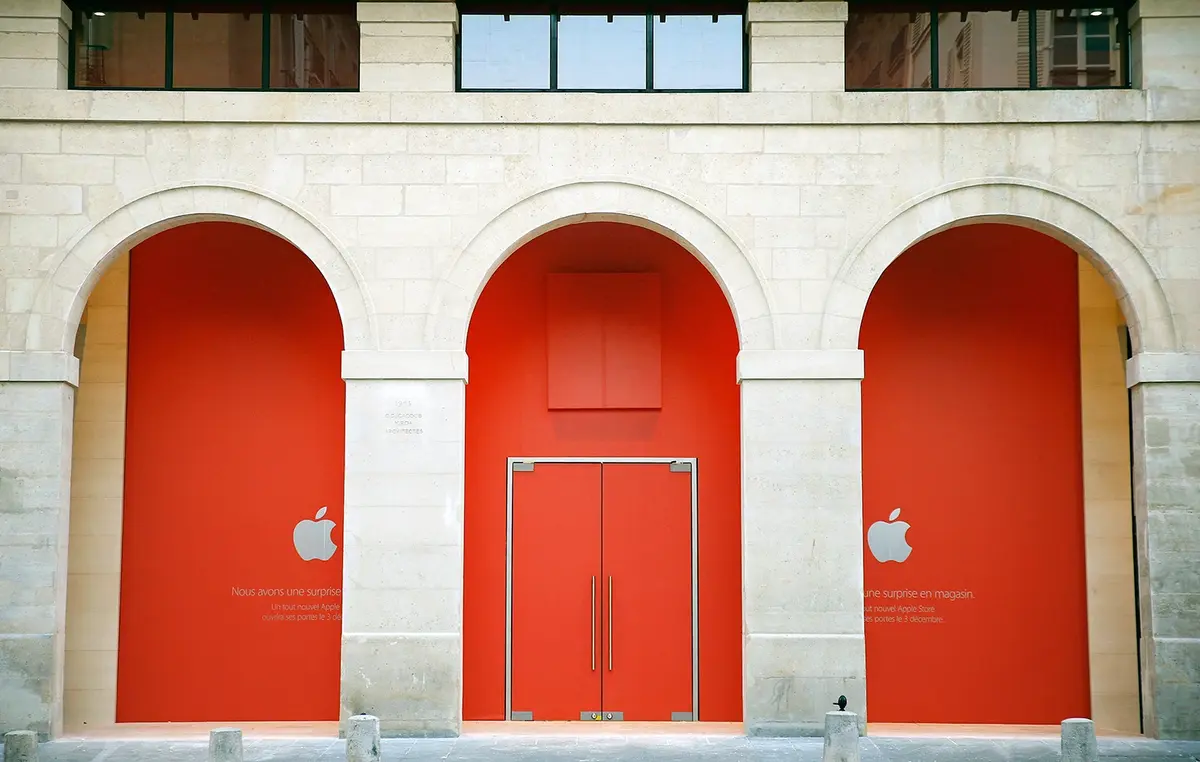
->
591, 576, 596, 671
608, 576, 613, 671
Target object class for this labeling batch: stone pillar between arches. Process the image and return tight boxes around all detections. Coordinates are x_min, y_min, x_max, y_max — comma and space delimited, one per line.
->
1126, 353, 1200, 740
737, 350, 867, 736
339, 350, 468, 737
0, 354, 79, 739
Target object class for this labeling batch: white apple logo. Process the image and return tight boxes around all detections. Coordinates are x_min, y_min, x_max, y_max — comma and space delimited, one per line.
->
293, 506, 338, 562
867, 508, 912, 563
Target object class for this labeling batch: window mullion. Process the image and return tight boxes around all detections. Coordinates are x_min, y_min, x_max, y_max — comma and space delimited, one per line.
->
261, 1, 271, 90
645, 12, 653, 91
550, 11, 559, 90
1121, 0, 1132, 87
455, 8, 463, 90
68, 10, 78, 88
165, 1, 175, 88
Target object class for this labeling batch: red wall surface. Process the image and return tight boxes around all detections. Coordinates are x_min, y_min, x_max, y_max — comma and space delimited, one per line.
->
860, 224, 1090, 724
463, 222, 743, 721
117, 222, 346, 722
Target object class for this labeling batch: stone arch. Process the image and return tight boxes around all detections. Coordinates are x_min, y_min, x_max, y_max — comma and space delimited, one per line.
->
820, 179, 1177, 354
28, 182, 376, 353
425, 180, 775, 350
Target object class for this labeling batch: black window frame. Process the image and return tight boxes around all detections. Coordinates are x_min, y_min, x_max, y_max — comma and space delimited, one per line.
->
844, 0, 1133, 91
66, 0, 360, 91
454, 1, 750, 93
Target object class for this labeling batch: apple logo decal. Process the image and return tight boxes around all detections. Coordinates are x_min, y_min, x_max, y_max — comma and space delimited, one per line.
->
293, 506, 338, 562
867, 508, 912, 563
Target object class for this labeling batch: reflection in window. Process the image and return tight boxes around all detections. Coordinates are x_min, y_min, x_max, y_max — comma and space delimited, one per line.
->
70, 2, 358, 89
172, 10, 263, 89
270, 12, 360, 88
845, 2, 1128, 90
938, 11, 1029, 89
1041, 9, 1121, 87
456, 11, 747, 91
73, 12, 167, 88
653, 14, 743, 90
459, 14, 551, 89
845, 11, 932, 89
557, 15, 646, 90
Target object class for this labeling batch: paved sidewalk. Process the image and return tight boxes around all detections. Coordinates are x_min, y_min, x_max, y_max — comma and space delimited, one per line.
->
35, 734, 1200, 761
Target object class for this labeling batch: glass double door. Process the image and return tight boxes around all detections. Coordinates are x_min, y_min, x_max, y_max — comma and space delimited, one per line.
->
508, 460, 695, 722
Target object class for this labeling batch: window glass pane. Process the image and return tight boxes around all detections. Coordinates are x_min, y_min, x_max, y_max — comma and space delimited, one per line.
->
1085, 38, 1109, 66
936, 11, 1030, 88
460, 14, 550, 89
557, 14, 646, 90
1053, 29, 1078, 66
269, 12, 359, 88
74, 11, 166, 87
845, 11, 933, 89
1038, 9, 1120, 88
172, 11, 264, 88
652, 14, 743, 90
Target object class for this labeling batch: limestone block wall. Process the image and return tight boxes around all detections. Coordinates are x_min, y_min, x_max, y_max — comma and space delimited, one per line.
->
0, 79, 1199, 737
747, 1, 848, 92
0, 0, 70, 89
1078, 255, 1141, 735
1131, 0, 1200, 90
62, 253, 127, 730
357, 2, 456, 93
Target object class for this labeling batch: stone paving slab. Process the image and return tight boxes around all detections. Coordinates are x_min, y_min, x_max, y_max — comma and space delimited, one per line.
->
31, 736, 1200, 762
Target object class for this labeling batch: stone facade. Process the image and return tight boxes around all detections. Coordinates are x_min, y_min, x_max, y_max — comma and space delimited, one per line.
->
0, 0, 1198, 743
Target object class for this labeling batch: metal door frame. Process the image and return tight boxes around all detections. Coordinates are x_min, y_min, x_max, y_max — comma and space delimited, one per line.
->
505, 456, 700, 721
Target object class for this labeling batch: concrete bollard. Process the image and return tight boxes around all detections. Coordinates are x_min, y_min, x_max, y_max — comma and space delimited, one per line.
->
822, 711, 861, 762
208, 727, 243, 762
1061, 718, 1098, 762
346, 714, 381, 762
3, 731, 38, 762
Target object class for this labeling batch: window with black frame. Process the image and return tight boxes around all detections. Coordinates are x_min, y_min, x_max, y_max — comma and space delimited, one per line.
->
844, 0, 1130, 90
456, 1, 747, 92
69, 0, 359, 89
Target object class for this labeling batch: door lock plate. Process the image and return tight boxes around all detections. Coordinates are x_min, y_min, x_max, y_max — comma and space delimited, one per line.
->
580, 711, 624, 721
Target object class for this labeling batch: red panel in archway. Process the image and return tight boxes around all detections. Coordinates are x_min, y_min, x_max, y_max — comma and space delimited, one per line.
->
860, 223, 1090, 724
463, 222, 742, 722
117, 221, 345, 722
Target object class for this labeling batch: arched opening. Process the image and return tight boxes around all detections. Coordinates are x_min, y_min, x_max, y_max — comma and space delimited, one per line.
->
859, 223, 1140, 732
63, 221, 346, 729
462, 221, 742, 723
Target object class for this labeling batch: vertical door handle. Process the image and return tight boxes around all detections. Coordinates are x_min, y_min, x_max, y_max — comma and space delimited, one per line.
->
608, 576, 613, 671
590, 576, 596, 671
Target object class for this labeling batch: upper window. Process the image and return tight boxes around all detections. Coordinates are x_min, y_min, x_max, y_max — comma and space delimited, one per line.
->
456, 2, 747, 92
70, 0, 359, 90
845, 1, 1130, 90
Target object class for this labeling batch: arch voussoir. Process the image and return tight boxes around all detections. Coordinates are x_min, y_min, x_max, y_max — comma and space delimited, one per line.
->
426, 180, 775, 351
29, 183, 376, 354
821, 180, 1177, 354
